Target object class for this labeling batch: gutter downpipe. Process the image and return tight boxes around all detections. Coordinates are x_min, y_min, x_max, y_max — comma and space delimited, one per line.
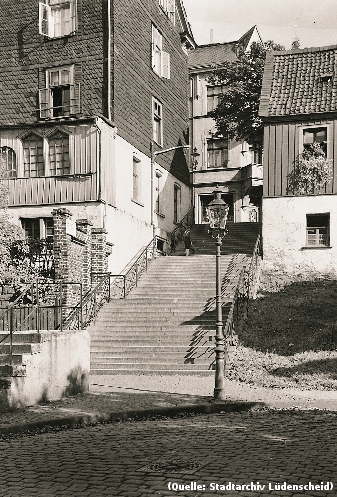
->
150, 141, 155, 238
107, 0, 112, 121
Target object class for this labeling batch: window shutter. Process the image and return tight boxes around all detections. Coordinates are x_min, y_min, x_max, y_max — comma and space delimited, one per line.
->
70, 0, 77, 33
167, 0, 175, 24
39, 2, 51, 36
39, 88, 51, 118
162, 51, 170, 79
70, 83, 80, 115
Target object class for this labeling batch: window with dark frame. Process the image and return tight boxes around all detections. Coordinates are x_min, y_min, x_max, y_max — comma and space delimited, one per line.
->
207, 85, 226, 113
21, 218, 54, 240
49, 131, 70, 175
306, 213, 330, 247
23, 134, 44, 178
153, 98, 163, 146
303, 127, 327, 156
207, 137, 229, 169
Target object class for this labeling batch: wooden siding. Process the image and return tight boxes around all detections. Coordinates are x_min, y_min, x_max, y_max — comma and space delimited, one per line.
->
7, 174, 97, 206
263, 118, 337, 197
1, 123, 99, 205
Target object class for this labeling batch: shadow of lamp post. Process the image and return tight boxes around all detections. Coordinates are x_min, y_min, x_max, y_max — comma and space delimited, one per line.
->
206, 187, 229, 400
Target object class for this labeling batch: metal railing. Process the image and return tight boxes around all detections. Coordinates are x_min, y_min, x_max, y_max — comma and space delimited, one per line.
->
109, 235, 166, 298
223, 234, 262, 348
167, 207, 194, 254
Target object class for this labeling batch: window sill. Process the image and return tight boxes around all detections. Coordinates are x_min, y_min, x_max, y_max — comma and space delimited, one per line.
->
155, 211, 165, 218
301, 245, 332, 250
131, 199, 144, 207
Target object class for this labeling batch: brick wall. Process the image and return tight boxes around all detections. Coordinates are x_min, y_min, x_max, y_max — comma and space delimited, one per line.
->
52, 209, 110, 299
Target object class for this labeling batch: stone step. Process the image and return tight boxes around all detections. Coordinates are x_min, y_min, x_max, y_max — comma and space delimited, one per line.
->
0, 344, 38, 354
90, 362, 214, 371
0, 364, 26, 376
0, 354, 23, 365
0, 333, 42, 344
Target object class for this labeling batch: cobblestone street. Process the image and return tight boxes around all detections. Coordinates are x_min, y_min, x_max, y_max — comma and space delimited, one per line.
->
0, 410, 336, 497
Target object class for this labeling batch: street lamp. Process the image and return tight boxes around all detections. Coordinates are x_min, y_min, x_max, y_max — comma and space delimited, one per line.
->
206, 187, 229, 400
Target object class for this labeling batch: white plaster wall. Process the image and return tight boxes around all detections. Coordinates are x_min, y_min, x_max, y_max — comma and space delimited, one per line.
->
7, 329, 90, 408
263, 195, 337, 274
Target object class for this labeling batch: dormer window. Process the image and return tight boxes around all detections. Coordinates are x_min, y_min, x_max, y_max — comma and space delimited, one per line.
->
39, 0, 77, 38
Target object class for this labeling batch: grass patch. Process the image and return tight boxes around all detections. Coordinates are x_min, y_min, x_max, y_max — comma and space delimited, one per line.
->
231, 270, 337, 390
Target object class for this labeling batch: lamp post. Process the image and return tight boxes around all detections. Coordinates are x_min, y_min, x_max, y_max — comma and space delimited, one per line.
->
206, 187, 229, 400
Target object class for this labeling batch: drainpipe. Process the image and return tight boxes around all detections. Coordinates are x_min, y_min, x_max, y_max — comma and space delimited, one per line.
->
107, 0, 112, 121
150, 141, 155, 238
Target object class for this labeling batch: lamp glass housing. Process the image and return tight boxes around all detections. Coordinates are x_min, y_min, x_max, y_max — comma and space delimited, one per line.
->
206, 200, 229, 230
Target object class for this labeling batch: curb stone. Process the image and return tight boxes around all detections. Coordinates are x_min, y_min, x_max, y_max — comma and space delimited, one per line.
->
0, 400, 262, 435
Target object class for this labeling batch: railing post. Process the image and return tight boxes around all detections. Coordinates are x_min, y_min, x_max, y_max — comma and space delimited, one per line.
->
9, 307, 13, 366
36, 279, 40, 334
80, 283, 83, 330
123, 276, 126, 298
60, 280, 63, 333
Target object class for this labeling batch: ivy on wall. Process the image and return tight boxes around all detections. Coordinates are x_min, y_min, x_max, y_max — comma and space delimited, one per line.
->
288, 142, 333, 195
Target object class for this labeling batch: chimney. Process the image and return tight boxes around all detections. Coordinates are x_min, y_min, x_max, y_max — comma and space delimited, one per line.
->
210, 29, 214, 44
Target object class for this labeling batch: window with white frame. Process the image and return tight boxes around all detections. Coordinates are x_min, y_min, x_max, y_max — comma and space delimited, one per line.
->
207, 137, 229, 169
39, 66, 80, 119
306, 213, 330, 247
152, 25, 170, 79
39, 0, 77, 38
132, 156, 142, 204
153, 98, 163, 146
303, 127, 328, 156
22, 133, 45, 177
159, 0, 175, 24
0, 146, 16, 177
207, 84, 226, 113
49, 131, 70, 175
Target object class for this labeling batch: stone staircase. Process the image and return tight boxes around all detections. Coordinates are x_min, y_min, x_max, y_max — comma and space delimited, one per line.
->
90, 223, 261, 374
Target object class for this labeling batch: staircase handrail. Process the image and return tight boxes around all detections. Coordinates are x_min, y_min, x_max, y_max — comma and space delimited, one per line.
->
223, 233, 262, 347
167, 206, 194, 254
108, 234, 166, 299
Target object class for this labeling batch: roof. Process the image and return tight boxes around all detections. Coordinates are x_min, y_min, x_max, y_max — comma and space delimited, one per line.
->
259, 45, 337, 118
188, 25, 261, 70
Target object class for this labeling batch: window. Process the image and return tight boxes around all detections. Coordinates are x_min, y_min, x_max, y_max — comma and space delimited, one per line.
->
207, 85, 226, 113
39, 0, 77, 38
39, 66, 80, 119
23, 134, 44, 177
49, 131, 70, 175
207, 138, 229, 169
132, 157, 142, 204
303, 127, 327, 156
153, 98, 163, 146
159, 0, 175, 24
0, 147, 16, 177
173, 184, 181, 223
152, 25, 170, 79
21, 218, 54, 240
306, 214, 330, 247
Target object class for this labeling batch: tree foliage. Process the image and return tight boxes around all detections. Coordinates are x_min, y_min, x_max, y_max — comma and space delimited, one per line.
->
288, 143, 333, 195
0, 156, 32, 287
209, 41, 285, 145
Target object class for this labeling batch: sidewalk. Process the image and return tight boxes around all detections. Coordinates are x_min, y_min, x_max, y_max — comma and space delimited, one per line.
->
1, 374, 337, 435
